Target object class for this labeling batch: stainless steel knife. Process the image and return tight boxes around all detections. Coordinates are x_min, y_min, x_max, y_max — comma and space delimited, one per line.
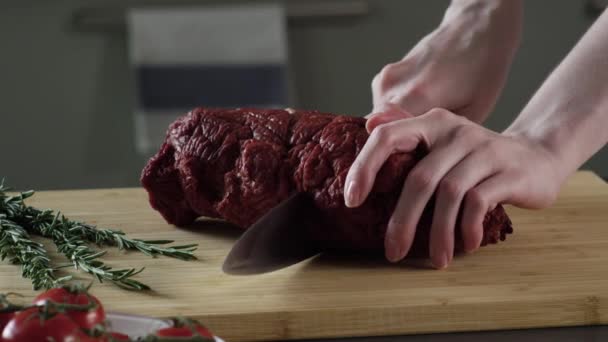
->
222, 193, 323, 275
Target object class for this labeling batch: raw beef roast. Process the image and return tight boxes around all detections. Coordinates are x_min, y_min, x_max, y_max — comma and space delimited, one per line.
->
141, 107, 513, 257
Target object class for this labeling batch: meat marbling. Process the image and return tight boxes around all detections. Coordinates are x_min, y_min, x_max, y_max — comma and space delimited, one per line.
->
141, 107, 513, 257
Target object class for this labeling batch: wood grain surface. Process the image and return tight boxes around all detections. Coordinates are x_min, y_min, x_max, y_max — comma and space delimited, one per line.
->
0, 171, 607, 341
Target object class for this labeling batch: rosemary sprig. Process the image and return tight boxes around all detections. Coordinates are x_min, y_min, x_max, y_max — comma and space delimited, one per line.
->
37, 215, 151, 291
0, 216, 69, 290
0, 181, 198, 291
60, 221, 197, 261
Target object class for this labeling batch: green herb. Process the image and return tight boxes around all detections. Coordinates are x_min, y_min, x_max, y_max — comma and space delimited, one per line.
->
0, 181, 197, 291
59, 220, 198, 261
0, 216, 68, 290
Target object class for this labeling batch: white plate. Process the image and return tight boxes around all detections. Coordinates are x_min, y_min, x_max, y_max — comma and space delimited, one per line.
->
106, 312, 224, 341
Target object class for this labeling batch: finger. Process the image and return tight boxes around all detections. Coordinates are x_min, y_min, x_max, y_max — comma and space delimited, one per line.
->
372, 81, 435, 117
384, 123, 478, 262
371, 94, 431, 120
346, 109, 458, 209
344, 120, 419, 208
429, 146, 499, 267
366, 108, 413, 133
461, 172, 516, 251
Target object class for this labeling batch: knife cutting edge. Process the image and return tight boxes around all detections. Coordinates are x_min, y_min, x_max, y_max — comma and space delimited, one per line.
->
222, 192, 323, 275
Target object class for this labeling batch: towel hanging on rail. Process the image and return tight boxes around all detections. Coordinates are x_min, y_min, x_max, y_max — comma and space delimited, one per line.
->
128, 4, 289, 155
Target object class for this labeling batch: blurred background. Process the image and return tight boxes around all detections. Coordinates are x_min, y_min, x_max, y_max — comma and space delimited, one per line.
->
1, 0, 606, 190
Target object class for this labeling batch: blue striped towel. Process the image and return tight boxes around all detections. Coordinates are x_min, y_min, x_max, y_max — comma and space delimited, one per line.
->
128, 4, 288, 155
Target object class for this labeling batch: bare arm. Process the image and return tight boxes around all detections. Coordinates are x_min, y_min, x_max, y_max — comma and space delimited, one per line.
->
345, 9, 608, 269
505, 9, 608, 184
368, 0, 522, 126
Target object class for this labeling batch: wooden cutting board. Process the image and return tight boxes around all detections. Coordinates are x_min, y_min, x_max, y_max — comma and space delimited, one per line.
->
1, 171, 607, 341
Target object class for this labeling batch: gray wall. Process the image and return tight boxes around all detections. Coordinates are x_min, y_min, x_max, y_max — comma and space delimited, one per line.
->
1, 0, 606, 191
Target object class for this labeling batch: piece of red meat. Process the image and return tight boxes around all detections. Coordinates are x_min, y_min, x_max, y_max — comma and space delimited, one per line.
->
141, 107, 513, 257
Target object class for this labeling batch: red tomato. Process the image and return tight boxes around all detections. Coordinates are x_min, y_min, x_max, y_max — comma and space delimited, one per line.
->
0, 295, 20, 332
0, 297, 20, 333
110, 332, 131, 341
85, 330, 130, 342
34, 287, 106, 330
155, 326, 214, 339
2, 308, 97, 342
0, 312, 15, 332
101, 332, 131, 341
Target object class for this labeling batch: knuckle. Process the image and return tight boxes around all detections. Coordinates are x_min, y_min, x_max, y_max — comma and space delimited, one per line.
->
389, 213, 407, 227
370, 123, 394, 147
439, 178, 465, 199
483, 139, 502, 153
465, 123, 482, 135
374, 63, 399, 89
427, 107, 452, 120
450, 124, 476, 141
381, 62, 399, 75
465, 188, 486, 211
400, 83, 429, 103
477, 140, 507, 165
408, 167, 435, 191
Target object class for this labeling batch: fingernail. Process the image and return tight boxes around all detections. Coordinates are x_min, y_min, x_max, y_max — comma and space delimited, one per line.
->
386, 235, 403, 263
464, 241, 478, 254
434, 253, 449, 269
345, 180, 359, 207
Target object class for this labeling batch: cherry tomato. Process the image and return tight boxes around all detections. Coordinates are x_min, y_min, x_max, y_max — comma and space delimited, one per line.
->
0, 311, 15, 332
0, 295, 20, 332
88, 330, 131, 341
102, 332, 131, 341
34, 286, 106, 330
154, 321, 213, 340
110, 332, 131, 341
2, 307, 97, 342
155, 326, 212, 338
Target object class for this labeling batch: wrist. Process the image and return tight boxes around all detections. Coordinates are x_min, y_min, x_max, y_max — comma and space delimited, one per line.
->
503, 123, 575, 185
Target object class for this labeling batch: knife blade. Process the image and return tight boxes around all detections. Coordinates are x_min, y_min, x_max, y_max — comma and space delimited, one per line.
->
222, 192, 322, 275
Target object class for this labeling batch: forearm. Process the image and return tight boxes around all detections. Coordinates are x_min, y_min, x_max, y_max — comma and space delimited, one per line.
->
441, 0, 523, 52
505, 10, 608, 183
440, 0, 523, 123
444, 0, 523, 26
369, 0, 522, 123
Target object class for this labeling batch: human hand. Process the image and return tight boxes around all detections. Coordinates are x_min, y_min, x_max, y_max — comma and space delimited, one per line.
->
367, 0, 522, 127
345, 108, 563, 269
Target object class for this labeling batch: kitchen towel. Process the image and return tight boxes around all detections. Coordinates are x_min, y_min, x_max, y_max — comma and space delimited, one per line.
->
128, 4, 288, 155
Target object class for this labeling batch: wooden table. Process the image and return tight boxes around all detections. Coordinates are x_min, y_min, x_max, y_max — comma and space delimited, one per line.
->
0, 171, 607, 341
